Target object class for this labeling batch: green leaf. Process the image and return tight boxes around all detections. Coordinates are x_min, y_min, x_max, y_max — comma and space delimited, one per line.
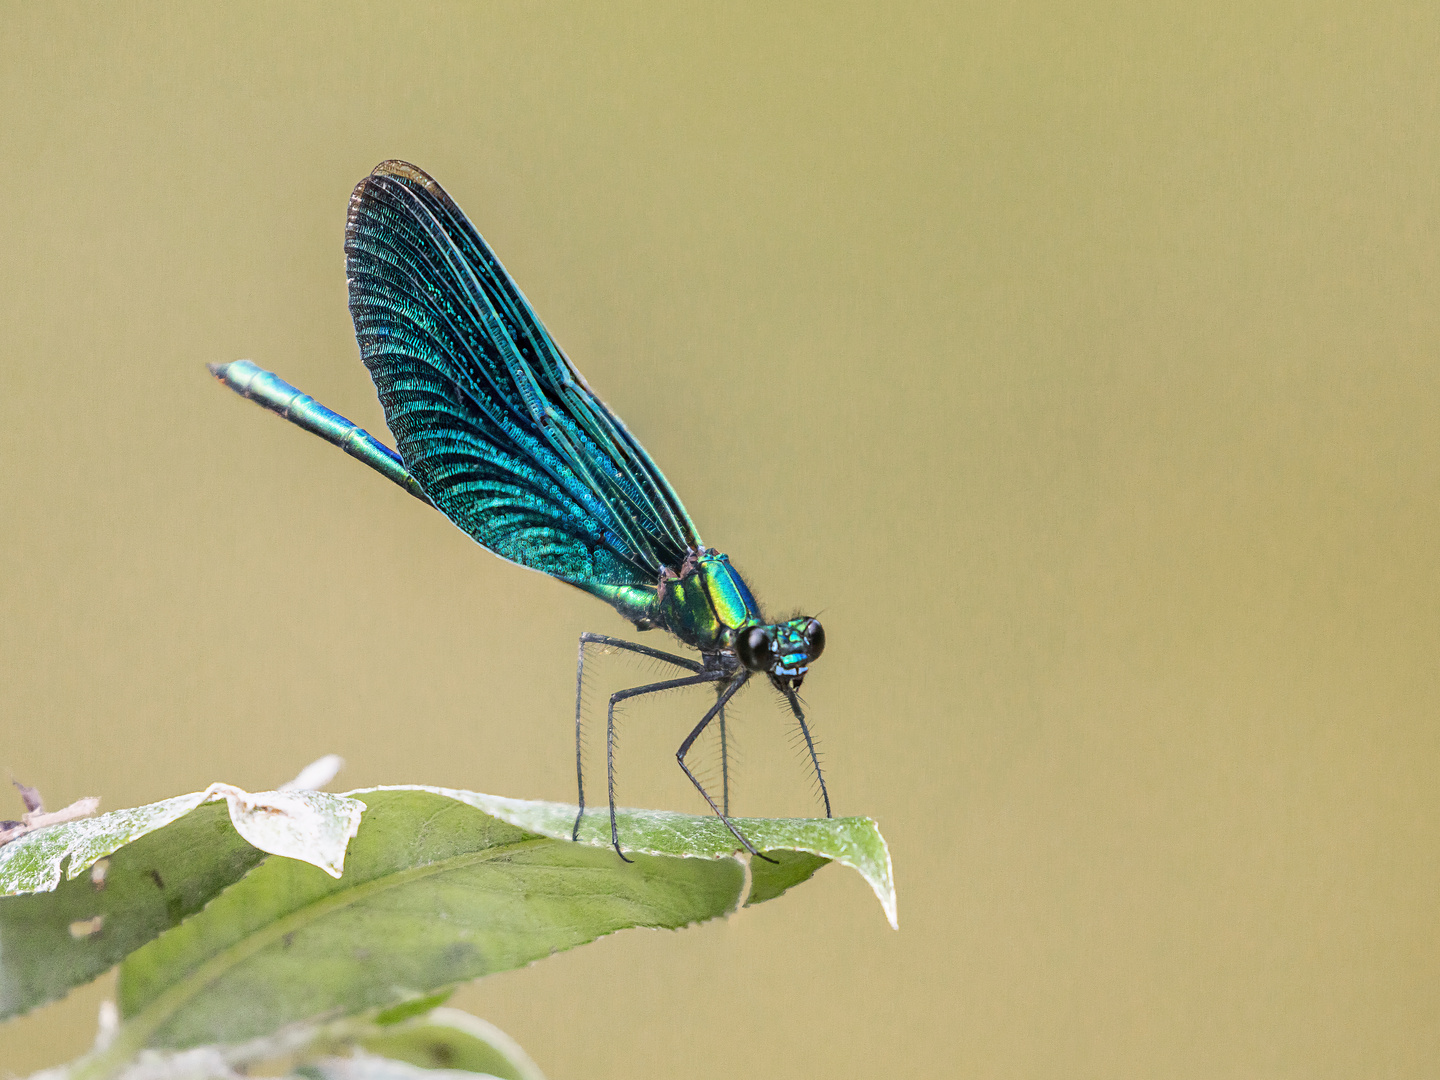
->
113, 788, 737, 1050
428, 787, 895, 923
7, 783, 893, 1079
105, 786, 892, 1057
0, 786, 364, 1020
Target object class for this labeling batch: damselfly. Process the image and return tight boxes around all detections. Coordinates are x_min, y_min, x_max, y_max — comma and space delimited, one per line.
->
211, 161, 829, 860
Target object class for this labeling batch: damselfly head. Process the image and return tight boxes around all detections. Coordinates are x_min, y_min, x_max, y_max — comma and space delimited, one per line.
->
735, 617, 826, 690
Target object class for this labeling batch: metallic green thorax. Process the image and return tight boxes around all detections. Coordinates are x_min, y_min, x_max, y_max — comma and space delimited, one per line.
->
654, 550, 763, 651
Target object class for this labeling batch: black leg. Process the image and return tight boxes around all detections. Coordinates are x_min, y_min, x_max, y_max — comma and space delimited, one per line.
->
603, 670, 728, 861
573, 632, 701, 841
785, 688, 831, 818
676, 672, 778, 863
717, 686, 730, 817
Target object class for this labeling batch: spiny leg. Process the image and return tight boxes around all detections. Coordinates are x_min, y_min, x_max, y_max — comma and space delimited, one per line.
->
677, 672, 777, 863
785, 687, 832, 818
573, 632, 701, 841
717, 685, 730, 817
603, 669, 727, 861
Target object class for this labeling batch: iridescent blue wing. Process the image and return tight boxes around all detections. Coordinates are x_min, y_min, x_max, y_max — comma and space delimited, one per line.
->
344, 160, 702, 603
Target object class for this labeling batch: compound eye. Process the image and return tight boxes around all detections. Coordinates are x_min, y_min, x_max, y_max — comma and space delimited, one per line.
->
736, 627, 775, 672
804, 618, 826, 659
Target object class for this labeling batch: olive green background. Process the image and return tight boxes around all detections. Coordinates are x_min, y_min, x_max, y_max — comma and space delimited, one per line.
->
3, 3, 1437, 1077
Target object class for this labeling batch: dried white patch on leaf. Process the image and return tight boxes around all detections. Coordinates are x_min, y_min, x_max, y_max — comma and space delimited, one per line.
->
0, 784, 366, 896
68, 915, 104, 938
